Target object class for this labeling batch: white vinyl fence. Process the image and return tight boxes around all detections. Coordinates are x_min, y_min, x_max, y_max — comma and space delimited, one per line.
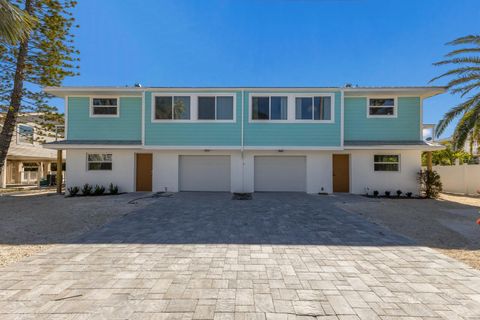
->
432, 164, 480, 195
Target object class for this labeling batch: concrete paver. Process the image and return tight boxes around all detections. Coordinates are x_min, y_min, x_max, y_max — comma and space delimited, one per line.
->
1, 192, 479, 319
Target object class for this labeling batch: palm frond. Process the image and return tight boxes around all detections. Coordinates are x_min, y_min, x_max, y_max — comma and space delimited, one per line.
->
0, 0, 36, 44
433, 57, 480, 66
435, 96, 480, 137
451, 81, 480, 97
446, 47, 480, 57
443, 72, 480, 90
452, 107, 480, 150
430, 66, 480, 82
445, 48, 480, 57
447, 35, 480, 46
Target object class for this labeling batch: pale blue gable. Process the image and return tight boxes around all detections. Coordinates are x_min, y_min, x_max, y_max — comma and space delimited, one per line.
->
344, 97, 421, 141
66, 91, 423, 146
144, 91, 242, 146
243, 91, 342, 147
67, 97, 142, 140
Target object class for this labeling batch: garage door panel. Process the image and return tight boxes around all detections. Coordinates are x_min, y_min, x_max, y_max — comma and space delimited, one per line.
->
254, 156, 306, 192
179, 156, 230, 191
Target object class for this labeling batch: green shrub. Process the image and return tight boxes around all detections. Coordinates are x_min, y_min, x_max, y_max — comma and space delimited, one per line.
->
384, 191, 391, 197
373, 190, 379, 197
109, 183, 119, 195
406, 192, 413, 198
418, 169, 442, 199
81, 183, 92, 196
67, 186, 79, 196
93, 185, 105, 196
396, 190, 402, 197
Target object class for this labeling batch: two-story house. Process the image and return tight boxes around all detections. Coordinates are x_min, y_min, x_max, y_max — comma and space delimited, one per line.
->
0, 113, 64, 188
43, 86, 444, 195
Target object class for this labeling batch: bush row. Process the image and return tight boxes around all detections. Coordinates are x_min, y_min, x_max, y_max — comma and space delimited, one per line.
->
370, 190, 413, 198
68, 183, 119, 196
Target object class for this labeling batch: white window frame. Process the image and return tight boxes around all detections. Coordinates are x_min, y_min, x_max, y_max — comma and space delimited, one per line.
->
17, 124, 35, 145
248, 93, 335, 123
250, 94, 289, 122
197, 95, 235, 122
367, 97, 397, 118
293, 93, 335, 123
373, 154, 400, 172
150, 93, 236, 123
90, 97, 120, 118
86, 153, 113, 171
152, 95, 192, 122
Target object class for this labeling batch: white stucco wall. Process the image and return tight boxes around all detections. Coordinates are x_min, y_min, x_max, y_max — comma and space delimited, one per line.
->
65, 148, 421, 195
348, 149, 422, 195
66, 149, 136, 193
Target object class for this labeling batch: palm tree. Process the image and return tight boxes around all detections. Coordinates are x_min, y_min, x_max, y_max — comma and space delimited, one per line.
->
431, 35, 480, 151
0, 0, 36, 44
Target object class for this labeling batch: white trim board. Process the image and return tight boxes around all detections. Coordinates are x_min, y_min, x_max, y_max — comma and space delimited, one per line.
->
150, 93, 237, 123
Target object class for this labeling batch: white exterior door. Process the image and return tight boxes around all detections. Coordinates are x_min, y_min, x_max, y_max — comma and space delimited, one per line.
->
254, 156, 307, 192
179, 155, 231, 191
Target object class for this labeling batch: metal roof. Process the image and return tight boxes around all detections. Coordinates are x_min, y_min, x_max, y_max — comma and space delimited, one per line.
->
43, 86, 446, 99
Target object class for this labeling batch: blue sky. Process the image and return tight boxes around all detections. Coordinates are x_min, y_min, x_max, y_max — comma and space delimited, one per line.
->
57, 0, 480, 138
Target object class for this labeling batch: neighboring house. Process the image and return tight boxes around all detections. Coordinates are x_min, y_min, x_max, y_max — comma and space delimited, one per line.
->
43, 86, 444, 194
0, 113, 63, 188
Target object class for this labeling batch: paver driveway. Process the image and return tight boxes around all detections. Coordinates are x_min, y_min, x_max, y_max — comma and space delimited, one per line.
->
1, 192, 480, 320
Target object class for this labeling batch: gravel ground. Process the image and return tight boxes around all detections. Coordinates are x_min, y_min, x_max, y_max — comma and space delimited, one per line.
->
335, 193, 480, 269
0, 191, 159, 267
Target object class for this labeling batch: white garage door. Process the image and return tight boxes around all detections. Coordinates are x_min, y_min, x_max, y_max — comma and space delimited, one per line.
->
254, 156, 306, 192
179, 156, 231, 191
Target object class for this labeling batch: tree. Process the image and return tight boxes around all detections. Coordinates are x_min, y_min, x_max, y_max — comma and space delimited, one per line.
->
431, 35, 480, 151
0, 0, 79, 174
418, 170, 443, 199
0, 0, 36, 44
421, 142, 472, 166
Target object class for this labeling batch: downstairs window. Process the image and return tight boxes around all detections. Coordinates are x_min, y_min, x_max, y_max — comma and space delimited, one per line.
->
87, 153, 112, 171
373, 155, 399, 171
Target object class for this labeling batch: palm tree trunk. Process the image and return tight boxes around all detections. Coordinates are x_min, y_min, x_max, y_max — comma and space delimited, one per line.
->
0, 0, 33, 173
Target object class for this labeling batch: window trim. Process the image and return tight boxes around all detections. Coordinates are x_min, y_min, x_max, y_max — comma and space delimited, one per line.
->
151, 93, 236, 123
293, 93, 335, 123
373, 154, 401, 172
17, 124, 35, 145
90, 97, 120, 118
250, 94, 289, 122
86, 153, 113, 171
249, 93, 335, 123
366, 97, 397, 119
152, 95, 192, 121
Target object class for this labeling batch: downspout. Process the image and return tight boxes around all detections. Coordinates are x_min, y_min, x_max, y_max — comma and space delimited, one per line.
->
141, 90, 146, 146
241, 89, 245, 193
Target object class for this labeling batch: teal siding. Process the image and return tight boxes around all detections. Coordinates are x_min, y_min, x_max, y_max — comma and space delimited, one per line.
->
344, 97, 421, 141
67, 97, 142, 140
144, 91, 242, 146
244, 91, 342, 147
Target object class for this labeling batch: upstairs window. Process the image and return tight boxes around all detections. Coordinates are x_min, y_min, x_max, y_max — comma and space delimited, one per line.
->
368, 98, 396, 117
18, 124, 34, 144
155, 96, 191, 120
252, 96, 288, 120
91, 98, 118, 116
87, 153, 112, 171
198, 96, 234, 120
295, 96, 332, 121
374, 155, 399, 172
